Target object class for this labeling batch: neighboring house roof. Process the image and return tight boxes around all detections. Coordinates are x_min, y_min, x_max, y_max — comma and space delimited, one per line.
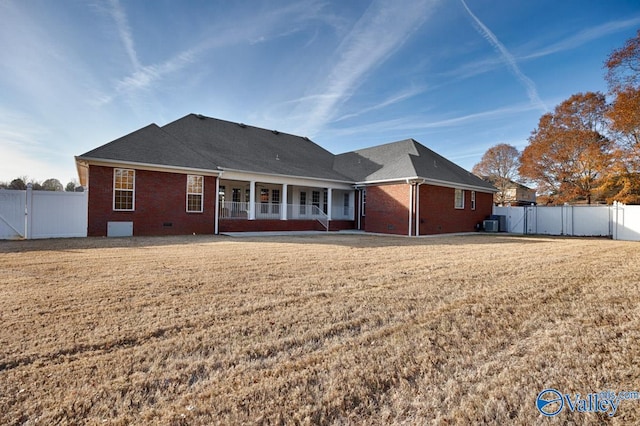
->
478, 176, 535, 191
77, 114, 495, 192
334, 139, 495, 191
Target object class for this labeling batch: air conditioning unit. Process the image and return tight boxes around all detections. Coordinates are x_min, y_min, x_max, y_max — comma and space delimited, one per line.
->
483, 220, 499, 232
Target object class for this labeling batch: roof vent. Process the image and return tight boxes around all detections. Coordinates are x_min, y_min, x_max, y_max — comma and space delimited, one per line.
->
304, 136, 310, 141
276, 154, 280, 160
272, 130, 280, 135
195, 114, 206, 120
238, 122, 247, 128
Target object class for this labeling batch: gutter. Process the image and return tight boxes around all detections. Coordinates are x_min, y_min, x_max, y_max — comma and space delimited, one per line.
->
75, 156, 222, 184
354, 176, 496, 193
217, 166, 354, 185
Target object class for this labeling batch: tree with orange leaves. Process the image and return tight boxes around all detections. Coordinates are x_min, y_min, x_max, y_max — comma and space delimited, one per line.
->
519, 92, 612, 204
605, 29, 640, 93
601, 29, 640, 203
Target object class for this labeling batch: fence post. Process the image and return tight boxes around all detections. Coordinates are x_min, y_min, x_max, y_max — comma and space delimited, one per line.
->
25, 184, 33, 239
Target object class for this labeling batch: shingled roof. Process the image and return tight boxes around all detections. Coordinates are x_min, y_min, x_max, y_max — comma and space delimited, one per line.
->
78, 114, 495, 191
79, 114, 353, 182
334, 139, 495, 191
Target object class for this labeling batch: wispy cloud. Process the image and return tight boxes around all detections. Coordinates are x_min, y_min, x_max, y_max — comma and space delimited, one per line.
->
107, 0, 140, 71
290, 0, 439, 135
327, 101, 538, 137
333, 85, 429, 122
460, 0, 547, 112
101, 0, 333, 105
522, 15, 640, 60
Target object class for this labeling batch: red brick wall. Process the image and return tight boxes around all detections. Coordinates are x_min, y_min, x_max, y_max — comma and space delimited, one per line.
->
364, 184, 410, 235
87, 165, 216, 236
417, 184, 493, 234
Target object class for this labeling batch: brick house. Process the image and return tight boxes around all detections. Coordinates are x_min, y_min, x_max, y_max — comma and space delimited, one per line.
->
75, 114, 495, 237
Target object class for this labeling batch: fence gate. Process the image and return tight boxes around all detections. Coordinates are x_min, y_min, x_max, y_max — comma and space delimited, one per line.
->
0, 188, 87, 240
0, 190, 26, 239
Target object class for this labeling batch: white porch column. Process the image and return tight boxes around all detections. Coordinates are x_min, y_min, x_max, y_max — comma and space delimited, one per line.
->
282, 184, 288, 220
249, 181, 256, 220
326, 188, 332, 220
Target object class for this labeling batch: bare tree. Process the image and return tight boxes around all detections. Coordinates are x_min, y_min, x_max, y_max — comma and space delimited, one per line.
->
472, 144, 520, 205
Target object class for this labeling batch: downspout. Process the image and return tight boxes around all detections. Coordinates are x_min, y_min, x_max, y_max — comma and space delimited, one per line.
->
355, 187, 362, 230
416, 181, 424, 236
214, 171, 222, 235
407, 180, 413, 236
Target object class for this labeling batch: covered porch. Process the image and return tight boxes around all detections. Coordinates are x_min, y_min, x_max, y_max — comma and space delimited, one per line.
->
217, 178, 355, 232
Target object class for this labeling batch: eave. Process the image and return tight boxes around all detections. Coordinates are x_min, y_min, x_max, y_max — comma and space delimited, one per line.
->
353, 176, 498, 193
74, 156, 221, 187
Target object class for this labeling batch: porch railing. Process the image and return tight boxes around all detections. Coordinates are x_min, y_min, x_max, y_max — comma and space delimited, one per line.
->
219, 202, 332, 228
219, 201, 250, 219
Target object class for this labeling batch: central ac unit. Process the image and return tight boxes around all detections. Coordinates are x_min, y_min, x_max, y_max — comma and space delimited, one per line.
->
483, 220, 499, 232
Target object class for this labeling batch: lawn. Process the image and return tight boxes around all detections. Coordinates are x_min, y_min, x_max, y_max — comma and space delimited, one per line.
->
1, 234, 639, 425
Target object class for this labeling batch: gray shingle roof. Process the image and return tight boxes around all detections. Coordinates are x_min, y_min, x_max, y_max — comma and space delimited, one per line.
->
334, 139, 496, 191
79, 114, 495, 191
160, 114, 353, 181
79, 123, 215, 170
79, 114, 353, 181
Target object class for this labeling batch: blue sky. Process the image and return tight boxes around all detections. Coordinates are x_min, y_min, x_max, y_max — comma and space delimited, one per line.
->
1, 0, 639, 184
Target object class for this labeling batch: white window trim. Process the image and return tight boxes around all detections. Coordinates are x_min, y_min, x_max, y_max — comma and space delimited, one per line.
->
113, 168, 135, 211
361, 188, 366, 216
186, 175, 204, 213
454, 188, 465, 210
471, 191, 476, 210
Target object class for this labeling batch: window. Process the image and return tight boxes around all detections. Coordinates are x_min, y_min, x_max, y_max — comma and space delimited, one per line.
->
232, 188, 241, 203
471, 191, 476, 210
454, 189, 465, 209
260, 188, 269, 213
186, 175, 204, 212
271, 189, 280, 214
323, 189, 328, 214
361, 188, 366, 216
113, 168, 135, 211
343, 193, 350, 216
312, 190, 320, 214
218, 185, 226, 203
299, 191, 306, 215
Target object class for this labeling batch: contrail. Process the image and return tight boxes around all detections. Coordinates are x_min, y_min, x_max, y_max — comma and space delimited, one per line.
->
461, 0, 547, 111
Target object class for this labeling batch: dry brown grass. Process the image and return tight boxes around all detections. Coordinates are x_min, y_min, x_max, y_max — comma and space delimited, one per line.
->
1, 233, 639, 425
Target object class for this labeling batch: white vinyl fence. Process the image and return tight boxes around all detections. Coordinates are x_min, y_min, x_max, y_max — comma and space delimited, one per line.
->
0, 188, 87, 239
493, 202, 640, 241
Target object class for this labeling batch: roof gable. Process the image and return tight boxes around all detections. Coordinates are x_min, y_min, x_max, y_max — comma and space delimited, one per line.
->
334, 139, 495, 191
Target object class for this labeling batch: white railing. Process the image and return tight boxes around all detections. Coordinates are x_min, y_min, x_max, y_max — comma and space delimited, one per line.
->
332, 205, 354, 220
311, 205, 329, 231
219, 201, 250, 219
255, 203, 281, 220
219, 202, 329, 228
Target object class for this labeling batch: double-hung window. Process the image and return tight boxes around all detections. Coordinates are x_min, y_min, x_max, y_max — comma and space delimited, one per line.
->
312, 190, 320, 214
454, 189, 465, 209
186, 175, 204, 212
113, 168, 135, 211
471, 191, 476, 210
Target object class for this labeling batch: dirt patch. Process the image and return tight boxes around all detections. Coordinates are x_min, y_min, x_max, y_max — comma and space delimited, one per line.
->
1, 234, 639, 424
